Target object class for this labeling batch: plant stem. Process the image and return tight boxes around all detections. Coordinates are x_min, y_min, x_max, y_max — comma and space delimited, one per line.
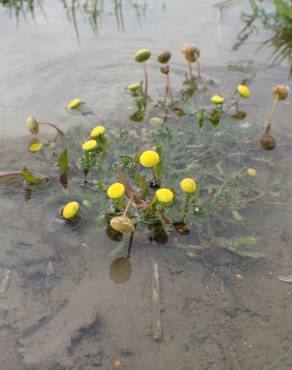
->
166, 74, 175, 105
181, 193, 191, 222
196, 58, 201, 79
265, 95, 279, 134
152, 166, 157, 182
143, 61, 148, 96
40, 122, 64, 135
188, 61, 193, 81
123, 193, 135, 216
127, 230, 135, 259
0, 171, 23, 179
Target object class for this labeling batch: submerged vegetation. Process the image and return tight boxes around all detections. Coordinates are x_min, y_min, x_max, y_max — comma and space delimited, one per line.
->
0, 43, 290, 263
234, 0, 292, 75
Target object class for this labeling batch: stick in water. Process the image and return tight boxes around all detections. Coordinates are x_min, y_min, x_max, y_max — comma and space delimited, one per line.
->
151, 259, 162, 341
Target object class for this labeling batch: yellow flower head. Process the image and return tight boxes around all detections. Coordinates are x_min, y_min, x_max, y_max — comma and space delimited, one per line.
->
107, 182, 125, 199
247, 168, 257, 177
67, 98, 81, 110
26, 116, 39, 134
82, 140, 97, 152
156, 188, 174, 203
62, 201, 80, 220
29, 142, 43, 153
139, 150, 160, 168
211, 95, 224, 105
180, 178, 197, 193
237, 84, 250, 99
91, 125, 105, 139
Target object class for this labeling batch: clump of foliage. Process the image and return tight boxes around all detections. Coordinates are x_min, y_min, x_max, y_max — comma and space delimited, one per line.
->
0, 44, 290, 261
234, 0, 292, 75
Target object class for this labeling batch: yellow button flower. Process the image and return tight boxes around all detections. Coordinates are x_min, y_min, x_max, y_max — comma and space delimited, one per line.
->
237, 84, 250, 98
139, 150, 160, 168
107, 183, 125, 199
67, 98, 81, 109
29, 142, 43, 153
180, 178, 197, 193
62, 201, 80, 220
82, 140, 97, 152
91, 125, 105, 139
247, 168, 257, 177
211, 95, 224, 105
156, 188, 174, 203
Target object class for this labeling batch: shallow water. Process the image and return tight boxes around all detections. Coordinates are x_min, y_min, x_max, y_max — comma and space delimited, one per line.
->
1, 1, 292, 370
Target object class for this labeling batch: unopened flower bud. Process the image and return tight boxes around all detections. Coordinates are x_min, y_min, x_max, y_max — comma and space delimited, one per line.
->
26, 116, 39, 134
110, 216, 135, 234
134, 49, 151, 63
272, 85, 289, 101
157, 51, 171, 64
182, 43, 200, 63
160, 65, 170, 75
261, 134, 276, 151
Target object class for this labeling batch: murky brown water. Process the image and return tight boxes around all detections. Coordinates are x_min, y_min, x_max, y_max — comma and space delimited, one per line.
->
1, 1, 292, 370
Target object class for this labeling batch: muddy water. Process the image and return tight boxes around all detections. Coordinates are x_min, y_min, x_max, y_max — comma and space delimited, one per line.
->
1, 1, 292, 370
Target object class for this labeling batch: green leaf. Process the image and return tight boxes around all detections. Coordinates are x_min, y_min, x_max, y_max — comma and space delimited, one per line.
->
58, 149, 69, 171
22, 167, 46, 185
134, 173, 149, 198
154, 160, 163, 178
196, 108, 206, 128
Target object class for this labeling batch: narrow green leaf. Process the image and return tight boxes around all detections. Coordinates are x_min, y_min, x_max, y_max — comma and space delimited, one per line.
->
22, 167, 45, 185
58, 149, 69, 171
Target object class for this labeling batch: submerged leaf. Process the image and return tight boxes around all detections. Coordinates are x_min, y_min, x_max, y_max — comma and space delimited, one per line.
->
58, 149, 69, 171
22, 167, 47, 185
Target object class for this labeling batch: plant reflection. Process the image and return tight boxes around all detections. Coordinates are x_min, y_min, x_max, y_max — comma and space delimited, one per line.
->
0, 0, 161, 39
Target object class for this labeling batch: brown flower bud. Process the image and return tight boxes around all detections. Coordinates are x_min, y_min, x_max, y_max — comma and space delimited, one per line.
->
110, 216, 135, 234
260, 134, 276, 151
182, 43, 200, 63
157, 51, 171, 64
160, 65, 170, 75
272, 85, 289, 101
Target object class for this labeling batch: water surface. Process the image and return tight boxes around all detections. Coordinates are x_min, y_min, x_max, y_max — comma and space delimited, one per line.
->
1, 1, 292, 370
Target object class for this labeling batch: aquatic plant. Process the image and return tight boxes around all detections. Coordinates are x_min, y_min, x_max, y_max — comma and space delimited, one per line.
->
134, 48, 151, 96
182, 43, 201, 80
157, 50, 174, 105
234, 0, 292, 75
1, 45, 289, 262
261, 84, 289, 150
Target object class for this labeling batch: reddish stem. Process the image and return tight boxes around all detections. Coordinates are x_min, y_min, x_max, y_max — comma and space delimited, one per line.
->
40, 122, 64, 135
123, 193, 135, 216
166, 74, 175, 105
188, 61, 193, 81
196, 58, 201, 79
0, 171, 23, 179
